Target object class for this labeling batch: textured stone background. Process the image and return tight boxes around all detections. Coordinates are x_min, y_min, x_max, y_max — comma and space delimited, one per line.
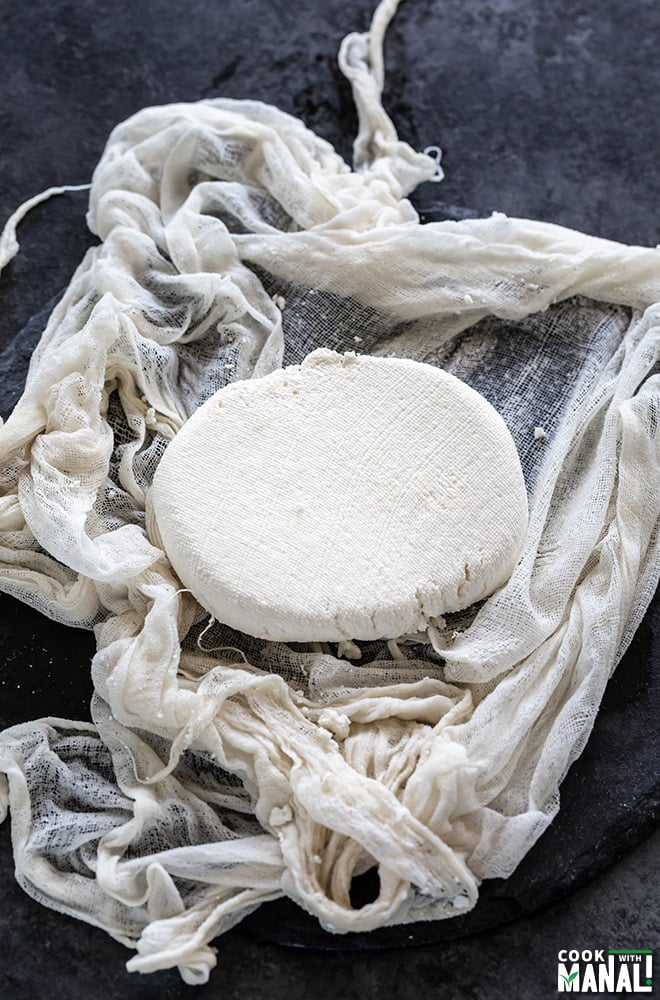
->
0, 0, 658, 996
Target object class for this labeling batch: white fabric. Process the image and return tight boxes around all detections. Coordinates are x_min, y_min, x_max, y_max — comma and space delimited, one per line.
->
0, 0, 658, 985
149, 347, 529, 642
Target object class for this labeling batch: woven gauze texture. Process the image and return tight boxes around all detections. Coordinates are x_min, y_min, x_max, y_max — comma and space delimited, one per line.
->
0, 0, 658, 985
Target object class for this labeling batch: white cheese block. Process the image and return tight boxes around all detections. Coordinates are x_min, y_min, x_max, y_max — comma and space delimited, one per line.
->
149, 349, 528, 642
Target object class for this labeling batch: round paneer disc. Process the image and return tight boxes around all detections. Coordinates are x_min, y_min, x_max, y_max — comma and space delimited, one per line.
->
149, 349, 528, 642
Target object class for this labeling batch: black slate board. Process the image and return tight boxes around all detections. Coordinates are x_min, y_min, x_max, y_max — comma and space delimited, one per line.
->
0, 0, 659, 992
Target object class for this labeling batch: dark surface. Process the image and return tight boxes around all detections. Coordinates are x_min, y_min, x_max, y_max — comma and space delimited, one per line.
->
0, 0, 659, 996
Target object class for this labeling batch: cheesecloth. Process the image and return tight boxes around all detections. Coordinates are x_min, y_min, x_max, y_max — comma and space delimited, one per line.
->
0, 0, 658, 984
